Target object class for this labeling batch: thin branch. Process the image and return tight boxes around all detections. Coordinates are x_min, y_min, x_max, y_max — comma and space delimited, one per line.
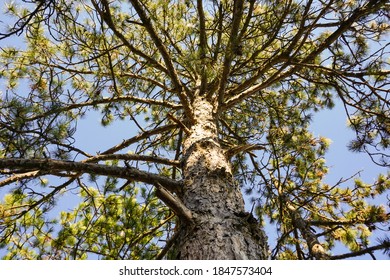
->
3, 178, 77, 222
224, 0, 388, 110
167, 113, 190, 135
44, 58, 171, 91
224, 88, 272, 110
305, 0, 388, 62
101, 123, 178, 155
225, 143, 266, 159
129, 213, 175, 249
292, 61, 390, 79
212, 3, 224, 63
224, 2, 290, 98
156, 224, 181, 260
196, 0, 207, 96
24, 95, 181, 122
128, 0, 182, 89
128, 0, 193, 121
284, 198, 331, 260
0, 1, 47, 40
90, 0, 168, 75
237, 0, 256, 42
216, 0, 245, 108
330, 242, 390, 260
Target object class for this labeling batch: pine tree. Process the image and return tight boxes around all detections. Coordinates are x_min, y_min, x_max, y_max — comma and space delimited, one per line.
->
0, 0, 389, 260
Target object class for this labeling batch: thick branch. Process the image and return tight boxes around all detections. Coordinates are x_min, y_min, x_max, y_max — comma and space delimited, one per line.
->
305, 0, 388, 62
128, 0, 182, 89
223, 3, 291, 99
0, 158, 181, 193
24, 96, 181, 122
212, 3, 224, 63
128, 0, 193, 120
224, 88, 272, 110
91, 0, 168, 74
155, 183, 193, 224
285, 199, 331, 259
83, 153, 181, 167
224, 0, 388, 110
101, 124, 177, 155
216, 0, 245, 107
196, 0, 208, 96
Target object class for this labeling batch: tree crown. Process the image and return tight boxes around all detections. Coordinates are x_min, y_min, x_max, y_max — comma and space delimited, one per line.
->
0, 0, 389, 259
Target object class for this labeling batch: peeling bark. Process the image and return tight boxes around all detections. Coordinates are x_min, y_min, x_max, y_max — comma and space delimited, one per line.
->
174, 97, 269, 259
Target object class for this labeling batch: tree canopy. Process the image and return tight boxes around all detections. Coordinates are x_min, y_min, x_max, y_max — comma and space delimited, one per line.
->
0, 0, 389, 259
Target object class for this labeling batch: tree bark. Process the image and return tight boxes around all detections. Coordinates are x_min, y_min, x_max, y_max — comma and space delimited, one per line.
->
174, 97, 269, 259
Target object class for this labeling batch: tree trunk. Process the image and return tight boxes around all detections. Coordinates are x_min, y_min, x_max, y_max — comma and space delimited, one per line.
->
174, 97, 269, 259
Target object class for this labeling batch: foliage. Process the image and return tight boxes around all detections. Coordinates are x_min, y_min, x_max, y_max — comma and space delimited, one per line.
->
0, 0, 389, 259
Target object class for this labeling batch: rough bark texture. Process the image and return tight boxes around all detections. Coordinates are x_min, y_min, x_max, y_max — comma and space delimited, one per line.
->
175, 97, 269, 259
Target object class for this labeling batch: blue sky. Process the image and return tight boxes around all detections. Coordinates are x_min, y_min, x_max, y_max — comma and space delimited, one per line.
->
311, 102, 388, 186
